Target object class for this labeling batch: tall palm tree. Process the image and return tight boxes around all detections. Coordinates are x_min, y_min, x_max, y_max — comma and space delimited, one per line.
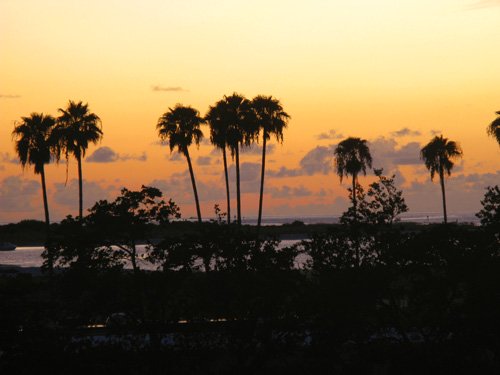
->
54, 100, 103, 219
334, 137, 373, 220
252, 95, 290, 230
157, 104, 204, 223
12, 113, 56, 228
420, 135, 463, 224
221, 93, 257, 225
487, 110, 500, 147
206, 100, 232, 224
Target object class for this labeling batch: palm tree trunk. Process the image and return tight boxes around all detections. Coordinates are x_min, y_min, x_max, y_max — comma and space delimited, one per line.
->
222, 147, 231, 224
236, 145, 242, 225
257, 134, 267, 230
40, 165, 50, 228
40, 165, 53, 273
77, 154, 83, 219
439, 169, 448, 224
185, 149, 202, 223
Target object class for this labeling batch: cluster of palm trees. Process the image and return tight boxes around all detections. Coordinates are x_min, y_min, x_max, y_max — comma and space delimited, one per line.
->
12, 95, 499, 230
156, 93, 290, 230
12, 100, 103, 229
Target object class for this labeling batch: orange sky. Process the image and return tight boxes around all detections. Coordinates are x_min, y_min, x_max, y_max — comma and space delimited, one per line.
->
1, 0, 499, 223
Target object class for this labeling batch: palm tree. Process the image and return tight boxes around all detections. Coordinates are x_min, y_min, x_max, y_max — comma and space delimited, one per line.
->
54, 100, 103, 219
221, 93, 257, 225
252, 95, 290, 230
12, 113, 56, 228
157, 104, 204, 223
206, 100, 232, 224
334, 137, 373, 220
420, 135, 463, 224
12, 113, 56, 272
487, 110, 500, 147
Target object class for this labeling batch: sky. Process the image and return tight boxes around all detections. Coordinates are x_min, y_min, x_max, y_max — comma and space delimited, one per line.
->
1, 0, 499, 224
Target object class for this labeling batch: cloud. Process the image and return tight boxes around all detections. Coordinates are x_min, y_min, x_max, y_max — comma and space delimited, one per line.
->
197, 156, 212, 166
390, 128, 421, 137
52, 179, 116, 212
168, 153, 184, 162
300, 145, 335, 175
369, 137, 421, 173
0, 176, 40, 213
267, 166, 303, 178
316, 129, 343, 140
152, 85, 187, 92
0, 153, 19, 164
0, 94, 21, 99
430, 129, 442, 136
267, 185, 313, 199
466, 0, 500, 9
87, 147, 147, 163
240, 143, 276, 155
403, 170, 500, 214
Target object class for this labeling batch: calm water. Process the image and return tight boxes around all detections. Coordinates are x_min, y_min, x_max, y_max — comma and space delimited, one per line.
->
0, 240, 302, 270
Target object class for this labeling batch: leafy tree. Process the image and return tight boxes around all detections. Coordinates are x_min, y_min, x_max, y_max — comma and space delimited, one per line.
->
487, 110, 500, 147
87, 186, 181, 274
420, 135, 463, 224
53, 100, 103, 219
252, 95, 290, 230
157, 104, 204, 223
205, 101, 232, 223
334, 137, 372, 220
476, 185, 500, 228
365, 169, 408, 225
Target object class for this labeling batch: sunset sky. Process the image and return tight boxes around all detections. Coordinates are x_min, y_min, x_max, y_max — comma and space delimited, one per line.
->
1, 0, 499, 224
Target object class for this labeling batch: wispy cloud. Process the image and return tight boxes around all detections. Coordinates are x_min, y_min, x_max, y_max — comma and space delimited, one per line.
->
390, 127, 421, 137
1, 153, 19, 164
316, 129, 343, 140
152, 85, 188, 92
466, 0, 500, 10
0, 94, 21, 99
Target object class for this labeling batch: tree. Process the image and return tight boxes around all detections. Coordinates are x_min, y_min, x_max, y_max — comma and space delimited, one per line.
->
12, 113, 56, 229
476, 185, 500, 228
487, 110, 500, 147
220, 93, 257, 225
205, 101, 232, 224
252, 95, 290, 230
334, 137, 373, 220
420, 135, 463, 224
54, 100, 103, 219
157, 104, 204, 223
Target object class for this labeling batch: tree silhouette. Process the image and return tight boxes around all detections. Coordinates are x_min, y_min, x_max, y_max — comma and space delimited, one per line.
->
220, 93, 256, 225
487, 110, 500, 147
12, 113, 56, 271
12, 113, 56, 229
54, 100, 103, 219
252, 95, 290, 230
420, 135, 463, 224
334, 137, 372, 220
206, 100, 232, 224
157, 104, 204, 223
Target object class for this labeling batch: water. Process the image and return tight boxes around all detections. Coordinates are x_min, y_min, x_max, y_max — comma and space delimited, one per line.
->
0, 240, 302, 270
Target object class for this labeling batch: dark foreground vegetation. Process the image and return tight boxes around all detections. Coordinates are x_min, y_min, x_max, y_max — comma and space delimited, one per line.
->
1, 221, 499, 374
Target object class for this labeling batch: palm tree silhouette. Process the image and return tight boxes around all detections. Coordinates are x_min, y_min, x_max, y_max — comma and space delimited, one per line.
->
221, 93, 256, 225
334, 137, 373, 220
12, 113, 56, 228
157, 104, 204, 223
487, 110, 500, 147
206, 100, 232, 224
252, 95, 290, 230
54, 100, 103, 219
420, 135, 463, 224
